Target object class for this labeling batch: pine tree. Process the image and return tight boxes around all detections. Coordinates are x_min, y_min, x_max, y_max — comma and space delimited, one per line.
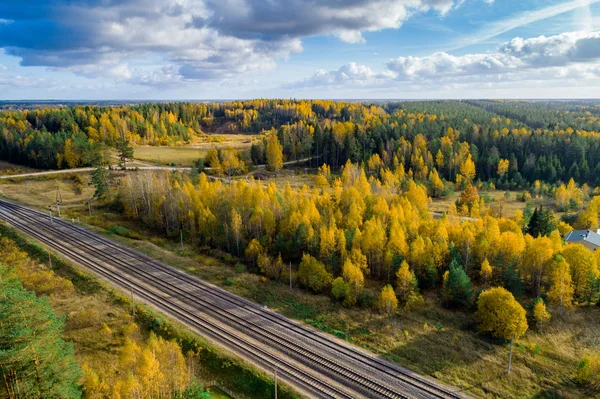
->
116, 134, 134, 169
0, 266, 82, 398
91, 167, 110, 200
442, 259, 473, 308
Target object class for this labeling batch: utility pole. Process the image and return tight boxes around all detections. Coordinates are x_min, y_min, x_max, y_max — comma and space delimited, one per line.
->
88, 198, 92, 216
48, 253, 52, 268
274, 368, 278, 399
55, 186, 62, 218
180, 228, 184, 252
289, 262, 292, 290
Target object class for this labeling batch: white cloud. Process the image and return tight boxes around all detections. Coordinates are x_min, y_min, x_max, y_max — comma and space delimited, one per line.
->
387, 31, 600, 80
0, 0, 463, 86
284, 62, 395, 88
289, 31, 600, 89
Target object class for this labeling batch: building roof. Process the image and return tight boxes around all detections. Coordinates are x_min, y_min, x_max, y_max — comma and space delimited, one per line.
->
565, 230, 600, 247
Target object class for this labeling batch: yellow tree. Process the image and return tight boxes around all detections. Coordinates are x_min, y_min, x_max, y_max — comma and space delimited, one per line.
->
385, 220, 408, 280
547, 257, 574, 316
435, 149, 445, 170
245, 238, 264, 268
562, 244, 599, 300
475, 287, 528, 373
480, 258, 493, 286
266, 132, 283, 172
428, 168, 445, 198
361, 218, 387, 278
497, 159, 509, 177
457, 184, 479, 213
460, 154, 476, 184
342, 259, 364, 304
376, 285, 398, 316
533, 298, 551, 331
230, 208, 243, 255
521, 236, 555, 297
395, 260, 415, 301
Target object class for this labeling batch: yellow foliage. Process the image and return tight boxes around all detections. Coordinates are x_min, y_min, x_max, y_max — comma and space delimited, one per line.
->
475, 287, 528, 340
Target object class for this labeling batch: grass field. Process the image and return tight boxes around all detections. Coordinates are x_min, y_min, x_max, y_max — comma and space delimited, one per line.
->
0, 173, 95, 211
133, 146, 207, 166
430, 189, 552, 218
134, 133, 256, 166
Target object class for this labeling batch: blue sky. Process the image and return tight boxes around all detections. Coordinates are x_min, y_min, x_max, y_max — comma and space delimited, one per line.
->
0, 0, 599, 99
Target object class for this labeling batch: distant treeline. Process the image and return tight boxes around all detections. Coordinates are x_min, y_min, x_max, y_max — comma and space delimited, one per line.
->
1, 100, 600, 187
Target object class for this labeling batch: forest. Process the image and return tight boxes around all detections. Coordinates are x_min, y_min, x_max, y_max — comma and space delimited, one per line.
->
3, 99, 600, 397
1, 100, 600, 188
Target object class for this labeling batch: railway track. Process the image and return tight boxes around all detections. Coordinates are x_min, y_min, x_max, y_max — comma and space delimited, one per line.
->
0, 199, 469, 399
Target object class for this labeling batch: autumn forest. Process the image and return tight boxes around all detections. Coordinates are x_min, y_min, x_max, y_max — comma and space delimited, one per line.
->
2, 99, 600, 398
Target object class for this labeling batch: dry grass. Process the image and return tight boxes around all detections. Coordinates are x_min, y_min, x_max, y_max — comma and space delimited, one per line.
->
430, 189, 554, 218
133, 146, 207, 166
248, 169, 318, 189
134, 134, 256, 166
0, 173, 95, 210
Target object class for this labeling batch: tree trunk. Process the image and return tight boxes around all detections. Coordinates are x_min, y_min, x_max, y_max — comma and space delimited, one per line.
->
507, 334, 515, 374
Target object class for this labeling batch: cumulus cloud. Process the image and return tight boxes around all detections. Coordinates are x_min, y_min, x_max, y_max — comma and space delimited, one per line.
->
288, 31, 600, 89
284, 62, 395, 88
387, 31, 600, 80
203, 0, 455, 44
0, 0, 460, 85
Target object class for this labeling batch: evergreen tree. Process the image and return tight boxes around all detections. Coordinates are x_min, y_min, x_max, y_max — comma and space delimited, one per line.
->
0, 266, 82, 398
91, 167, 110, 200
503, 265, 524, 298
442, 259, 473, 308
116, 134, 134, 169
526, 206, 554, 237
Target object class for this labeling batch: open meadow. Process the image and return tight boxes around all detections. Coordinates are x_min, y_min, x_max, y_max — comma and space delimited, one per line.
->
133, 133, 256, 166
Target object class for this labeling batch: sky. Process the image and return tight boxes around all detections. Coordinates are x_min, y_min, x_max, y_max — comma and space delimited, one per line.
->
0, 0, 599, 100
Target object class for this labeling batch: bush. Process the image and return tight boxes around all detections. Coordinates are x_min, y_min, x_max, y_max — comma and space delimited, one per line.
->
234, 263, 246, 273
404, 292, 425, 312
297, 254, 332, 294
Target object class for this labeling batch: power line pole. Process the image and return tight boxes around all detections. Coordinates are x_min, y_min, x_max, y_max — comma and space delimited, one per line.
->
55, 186, 62, 218
48, 252, 52, 268
289, 262, 292, 290
88, 198, 92, 216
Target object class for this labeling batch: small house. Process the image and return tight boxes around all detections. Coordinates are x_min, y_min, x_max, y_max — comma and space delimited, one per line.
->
565, 229, 600, 251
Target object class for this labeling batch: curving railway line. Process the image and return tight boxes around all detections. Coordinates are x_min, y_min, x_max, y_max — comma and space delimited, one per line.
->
0, 199, 470, 399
